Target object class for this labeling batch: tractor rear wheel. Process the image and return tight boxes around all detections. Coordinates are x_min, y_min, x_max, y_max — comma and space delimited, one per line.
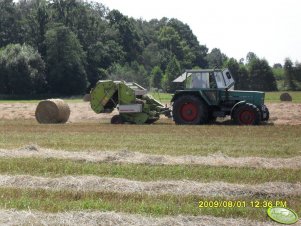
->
233, 103, 261, 125
172, 95, 208, 125
111, 115, 124, 124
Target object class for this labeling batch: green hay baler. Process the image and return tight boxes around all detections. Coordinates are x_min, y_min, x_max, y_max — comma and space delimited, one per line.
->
90, 80, 171, 124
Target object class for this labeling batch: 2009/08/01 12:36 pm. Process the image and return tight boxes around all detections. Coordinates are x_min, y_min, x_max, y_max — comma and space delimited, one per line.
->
198, 200, 287, 208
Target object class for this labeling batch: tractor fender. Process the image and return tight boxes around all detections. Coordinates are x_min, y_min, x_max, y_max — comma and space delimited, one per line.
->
230, 101, 246, 119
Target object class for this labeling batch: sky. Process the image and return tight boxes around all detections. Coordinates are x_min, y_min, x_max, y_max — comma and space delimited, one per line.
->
98, 0, 301, 66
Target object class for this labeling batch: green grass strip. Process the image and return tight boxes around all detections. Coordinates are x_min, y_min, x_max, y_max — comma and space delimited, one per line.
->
0, 187, 300, 222
0, 158, 300, 183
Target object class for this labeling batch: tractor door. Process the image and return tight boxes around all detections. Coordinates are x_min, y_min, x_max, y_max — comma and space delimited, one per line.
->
202, 72, 220, 105
222, 69, 235, 90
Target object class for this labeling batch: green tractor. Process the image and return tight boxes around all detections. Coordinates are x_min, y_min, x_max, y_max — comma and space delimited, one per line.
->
171, 68, 269, 125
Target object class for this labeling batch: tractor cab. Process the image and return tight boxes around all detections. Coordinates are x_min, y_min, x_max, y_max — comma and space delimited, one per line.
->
173, 69, 236, 106
174, 69, 235, 90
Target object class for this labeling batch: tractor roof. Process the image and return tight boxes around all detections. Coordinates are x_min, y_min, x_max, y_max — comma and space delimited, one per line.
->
173, 69, 222, 83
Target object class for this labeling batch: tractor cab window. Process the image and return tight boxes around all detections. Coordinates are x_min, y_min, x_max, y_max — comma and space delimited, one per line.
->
186, 72, 210, 89
209, 72, 218, 88
214, 71, 226, 88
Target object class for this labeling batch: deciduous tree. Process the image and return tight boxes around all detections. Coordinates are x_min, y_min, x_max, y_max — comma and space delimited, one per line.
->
0, 44, 46, 94
45, 24, 87, 94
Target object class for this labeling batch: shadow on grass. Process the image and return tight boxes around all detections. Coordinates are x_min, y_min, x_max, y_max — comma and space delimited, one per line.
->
151, 118, 275, 126
211, 118, 274, 126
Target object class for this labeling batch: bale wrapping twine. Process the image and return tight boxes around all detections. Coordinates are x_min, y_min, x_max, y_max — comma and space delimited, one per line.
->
35, 99, 70, 124
280, 92, 292, 102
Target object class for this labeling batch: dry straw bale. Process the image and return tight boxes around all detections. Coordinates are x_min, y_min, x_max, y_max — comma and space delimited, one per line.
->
35, 99, 70, 124
83, 94, 91, 102
280, 92, 292, 101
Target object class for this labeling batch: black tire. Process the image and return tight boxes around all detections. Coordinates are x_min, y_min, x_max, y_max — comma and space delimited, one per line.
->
208, 114, 217, 123
111, 115, 123, 124
261, 105, 269, 121
172, 95, 208, 125
233, 103, 261, 125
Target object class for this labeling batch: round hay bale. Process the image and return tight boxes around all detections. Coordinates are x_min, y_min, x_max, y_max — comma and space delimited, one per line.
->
83, 94, 91, 102
35, 99, 70, 124
280, 92, 292, 102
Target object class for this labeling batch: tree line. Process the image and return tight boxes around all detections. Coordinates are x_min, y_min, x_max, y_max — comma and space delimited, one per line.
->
0, 0, 300, 96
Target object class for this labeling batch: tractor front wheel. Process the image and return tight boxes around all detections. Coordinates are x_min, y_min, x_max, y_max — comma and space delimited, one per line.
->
233, 103, 261, 125
261, 104, 269, 121
172, 95, 208, 125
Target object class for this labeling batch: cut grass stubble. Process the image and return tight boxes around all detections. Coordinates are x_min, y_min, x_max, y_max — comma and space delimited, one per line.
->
0, 121, 301, 158
0, 158, 300, 184
0, 115, 300, 222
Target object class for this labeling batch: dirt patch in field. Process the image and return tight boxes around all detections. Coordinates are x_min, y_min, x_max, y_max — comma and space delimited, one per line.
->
0, 102, 301, 125
0, 210, 279, 226
0, 145, 300, 169
0, 175, 300, 197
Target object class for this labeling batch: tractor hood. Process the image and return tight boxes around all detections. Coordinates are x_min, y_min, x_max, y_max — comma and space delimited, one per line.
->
228, 90, 265, 106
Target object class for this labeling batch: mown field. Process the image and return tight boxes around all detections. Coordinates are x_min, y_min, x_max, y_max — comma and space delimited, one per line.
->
1, 120, 301, 158
0, 92, 300, 224
0, 117, 300, 224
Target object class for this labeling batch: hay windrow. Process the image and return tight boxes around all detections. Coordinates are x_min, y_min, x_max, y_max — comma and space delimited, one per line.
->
0, 175, 300, 197
35, 99, 70, 124
0, 210, 279, 226
0, 145, 300, 169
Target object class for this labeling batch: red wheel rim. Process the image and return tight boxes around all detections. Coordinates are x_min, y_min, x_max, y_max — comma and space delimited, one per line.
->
239, 110, 255, 125
180, 102, 198, 121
